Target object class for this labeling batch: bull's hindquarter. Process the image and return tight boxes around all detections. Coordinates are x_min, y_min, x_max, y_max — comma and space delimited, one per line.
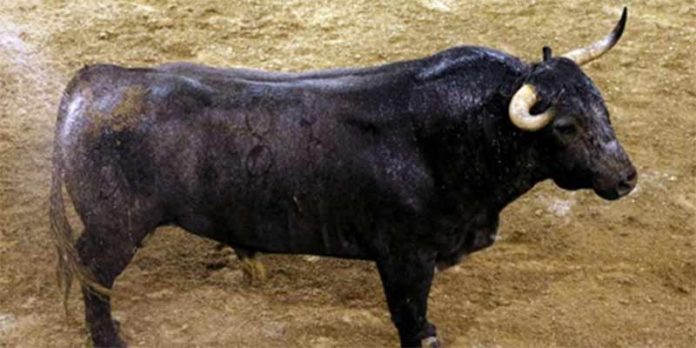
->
58, 48, 539, 346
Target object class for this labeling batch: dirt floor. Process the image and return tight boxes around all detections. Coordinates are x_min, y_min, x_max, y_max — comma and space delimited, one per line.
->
1, 0, 694, 347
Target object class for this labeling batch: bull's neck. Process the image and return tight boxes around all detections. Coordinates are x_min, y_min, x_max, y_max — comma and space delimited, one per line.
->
466, 127, 550, 209
410, 84, 551, 210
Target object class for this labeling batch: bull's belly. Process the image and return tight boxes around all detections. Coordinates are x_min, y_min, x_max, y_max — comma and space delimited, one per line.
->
229, 224, 370, 260
173, 201, 373, 260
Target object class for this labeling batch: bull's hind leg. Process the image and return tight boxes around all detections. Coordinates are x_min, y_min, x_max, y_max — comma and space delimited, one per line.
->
76, 222, 154, 347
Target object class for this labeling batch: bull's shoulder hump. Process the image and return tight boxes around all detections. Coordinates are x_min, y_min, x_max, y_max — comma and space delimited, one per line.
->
416, 46, 528, 81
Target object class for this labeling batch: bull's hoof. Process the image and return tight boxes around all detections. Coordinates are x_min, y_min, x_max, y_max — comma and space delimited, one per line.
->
421, 336, 441, 348
87, 332, 127, 348
240, 257, 267, 286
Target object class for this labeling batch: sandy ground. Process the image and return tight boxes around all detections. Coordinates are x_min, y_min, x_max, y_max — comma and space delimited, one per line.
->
0, 0, 694, 347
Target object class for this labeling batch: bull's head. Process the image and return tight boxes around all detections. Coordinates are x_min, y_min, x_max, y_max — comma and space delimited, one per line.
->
509, 8, 637, 200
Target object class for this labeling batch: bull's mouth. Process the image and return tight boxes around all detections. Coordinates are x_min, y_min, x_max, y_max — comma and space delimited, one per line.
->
593, 186, 623, 201
552, 174, 590, 191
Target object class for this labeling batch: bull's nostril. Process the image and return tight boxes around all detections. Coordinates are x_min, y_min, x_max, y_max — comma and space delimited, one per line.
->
625, 169, 637, 183
617, 168, 637, 196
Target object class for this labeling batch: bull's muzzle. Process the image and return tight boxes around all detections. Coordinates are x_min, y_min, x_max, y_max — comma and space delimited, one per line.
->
593, 165, 637, 200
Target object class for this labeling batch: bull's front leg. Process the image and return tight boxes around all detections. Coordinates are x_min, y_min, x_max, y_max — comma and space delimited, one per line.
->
376, 249, 440, 348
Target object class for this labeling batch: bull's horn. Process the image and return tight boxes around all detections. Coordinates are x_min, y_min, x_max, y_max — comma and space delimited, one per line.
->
509, 84, 555, 131
562, 7, 628, 66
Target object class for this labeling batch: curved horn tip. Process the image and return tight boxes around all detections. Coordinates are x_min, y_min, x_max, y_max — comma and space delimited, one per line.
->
562, 7, 629, 66
615, 7, 628, 41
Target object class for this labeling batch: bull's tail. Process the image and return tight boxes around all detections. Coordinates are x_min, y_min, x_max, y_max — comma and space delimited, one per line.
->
50, 78, 112, 315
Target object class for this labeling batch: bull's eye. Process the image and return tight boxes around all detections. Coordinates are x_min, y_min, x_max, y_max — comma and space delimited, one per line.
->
554, 122, 577, 136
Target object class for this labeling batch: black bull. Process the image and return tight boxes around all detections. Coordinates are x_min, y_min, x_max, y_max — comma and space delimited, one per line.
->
50, 9, 636, 348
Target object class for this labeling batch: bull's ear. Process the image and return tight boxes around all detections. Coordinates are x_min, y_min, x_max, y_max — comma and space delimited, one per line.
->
542, 46, 553, 62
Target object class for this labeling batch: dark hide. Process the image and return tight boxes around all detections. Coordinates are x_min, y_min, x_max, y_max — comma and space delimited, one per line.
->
50, 45, 635, 347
